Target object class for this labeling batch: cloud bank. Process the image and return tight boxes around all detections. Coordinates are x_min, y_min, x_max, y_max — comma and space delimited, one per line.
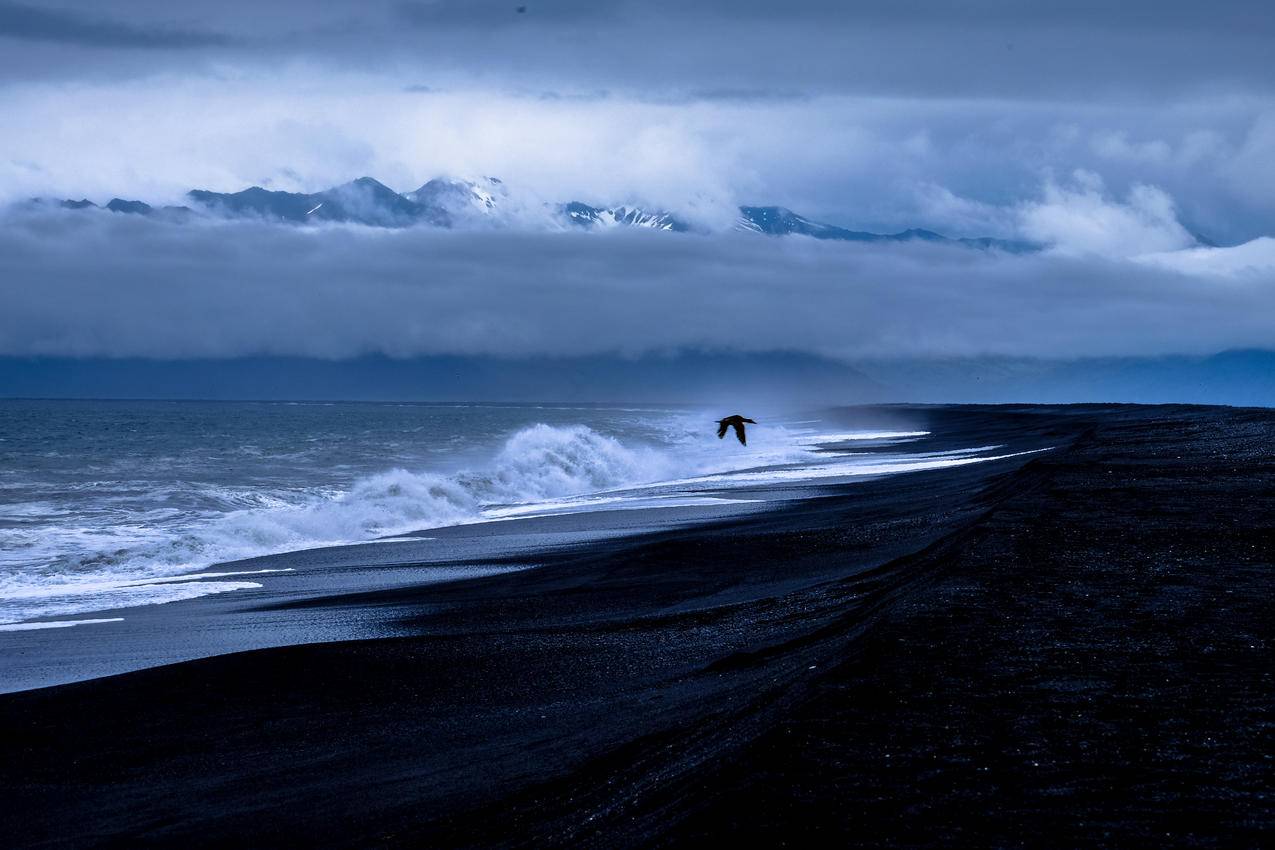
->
2, 2, 1275, 243
2, 212, 1272, 363
1, 75, 1273, 243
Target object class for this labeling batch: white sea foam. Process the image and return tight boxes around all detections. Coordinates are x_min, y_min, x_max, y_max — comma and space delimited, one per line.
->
0, 418, 972, 627
0, 423, 705, 624
485, 494, 758, 520
797, 431, 931, 443
0, 618, 125, 632
662, 446, 1053, 488
493, 424, 673, 497
5, 581, 264, 625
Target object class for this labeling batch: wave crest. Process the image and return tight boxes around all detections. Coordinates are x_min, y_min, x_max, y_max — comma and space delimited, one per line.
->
482, 423, 671, 502
1, 424, 675, 623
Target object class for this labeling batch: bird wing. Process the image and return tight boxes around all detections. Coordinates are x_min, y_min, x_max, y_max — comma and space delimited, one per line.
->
732, 421, 747, 445
717, 420, 729, 439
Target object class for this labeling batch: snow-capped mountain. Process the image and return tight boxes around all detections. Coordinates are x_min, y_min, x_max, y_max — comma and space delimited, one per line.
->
738, 206, 1034, 252
738, 206, 874, 239
23, 176, 1036, 251
562, 202, 689, 232
406, 177, 503, 224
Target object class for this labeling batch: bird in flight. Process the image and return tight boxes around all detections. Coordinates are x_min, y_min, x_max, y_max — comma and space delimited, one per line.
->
716, 415, 756, 445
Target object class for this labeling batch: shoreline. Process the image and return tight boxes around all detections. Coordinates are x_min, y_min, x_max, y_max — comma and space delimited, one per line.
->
0, 406, 1044, 692
2, 404, 1271, 847
0, 498, 773, 693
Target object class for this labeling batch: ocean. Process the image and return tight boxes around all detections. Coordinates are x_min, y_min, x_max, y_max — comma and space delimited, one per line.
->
0, 399, 1032, 630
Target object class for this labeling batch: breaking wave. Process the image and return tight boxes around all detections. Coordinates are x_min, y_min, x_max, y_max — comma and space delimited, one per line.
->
0, 416, 945, 626
0, 424, 692, 623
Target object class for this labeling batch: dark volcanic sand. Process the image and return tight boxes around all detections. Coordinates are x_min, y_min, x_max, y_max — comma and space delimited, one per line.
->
2, 405, 1271, 848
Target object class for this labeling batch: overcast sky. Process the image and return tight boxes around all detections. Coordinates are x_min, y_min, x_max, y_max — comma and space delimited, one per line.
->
2, 1, 1274, 370
3, 1, 1274, 238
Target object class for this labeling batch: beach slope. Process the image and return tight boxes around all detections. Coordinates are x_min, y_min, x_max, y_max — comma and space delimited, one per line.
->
2, 405, 1271, 848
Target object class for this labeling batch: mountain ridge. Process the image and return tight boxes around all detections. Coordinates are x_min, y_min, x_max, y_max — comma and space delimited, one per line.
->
21, 176, 1038, 251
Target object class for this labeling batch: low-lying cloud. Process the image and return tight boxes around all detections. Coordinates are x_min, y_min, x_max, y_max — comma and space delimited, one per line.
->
2, 211, 1273, 363
1018, 171, 1197, 257
3, 72, 1275, 244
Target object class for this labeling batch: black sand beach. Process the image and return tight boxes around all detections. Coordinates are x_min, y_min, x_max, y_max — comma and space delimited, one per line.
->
2, 405, 1272, 848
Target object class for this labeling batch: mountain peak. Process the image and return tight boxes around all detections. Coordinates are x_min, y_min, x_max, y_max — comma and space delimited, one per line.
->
342, 176, 396, 193
407, 176, 504, 222
106, 198, 153, 215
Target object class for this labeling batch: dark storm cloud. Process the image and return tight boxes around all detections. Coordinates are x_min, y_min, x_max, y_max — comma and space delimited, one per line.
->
0, 2, 232, 48
393, 0, 1271, 33
1, 212, 1272, 362
0, 1, 1272, 99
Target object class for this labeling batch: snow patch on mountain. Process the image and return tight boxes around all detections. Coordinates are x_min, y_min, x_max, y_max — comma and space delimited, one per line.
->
562, 202, 688, 232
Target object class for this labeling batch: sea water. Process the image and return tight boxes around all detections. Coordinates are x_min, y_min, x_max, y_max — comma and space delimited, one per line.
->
0, 399, 1018, 628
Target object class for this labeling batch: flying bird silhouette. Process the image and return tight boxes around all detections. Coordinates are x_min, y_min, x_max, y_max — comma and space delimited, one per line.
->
716, 415, 756, 445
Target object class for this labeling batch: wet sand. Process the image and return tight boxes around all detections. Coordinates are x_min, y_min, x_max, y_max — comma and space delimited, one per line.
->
2, 405, 1271, 847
